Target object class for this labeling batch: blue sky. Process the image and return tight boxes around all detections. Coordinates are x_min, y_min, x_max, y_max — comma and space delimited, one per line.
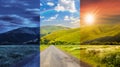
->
0, 0, 39, 33
40, 0, 80, 28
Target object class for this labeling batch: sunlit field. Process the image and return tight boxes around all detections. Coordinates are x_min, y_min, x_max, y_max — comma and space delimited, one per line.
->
80, 45, 120, 67
56, 45, 80, 59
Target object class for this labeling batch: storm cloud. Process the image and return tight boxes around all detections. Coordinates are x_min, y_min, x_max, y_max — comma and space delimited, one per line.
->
0, 0, 40, 33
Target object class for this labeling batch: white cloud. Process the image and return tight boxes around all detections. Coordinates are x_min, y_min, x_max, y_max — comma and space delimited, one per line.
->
26, 8, 40, 15
55, 4, 65, 12
64, 16, 78, 21
55, 0, 77, 13
71, 19, 80, 24
40, 16, 44, 19
40, 3, 43, 6
47, 2, 54, 6
43, 19, 51, 22
50, 14, 58, 20
70, 17, 80, 27
64, 15, 80, 27
64, 16, 69, 21
43, 14, 59, 22
26, 8, 39, 11
55, 24, 65, 26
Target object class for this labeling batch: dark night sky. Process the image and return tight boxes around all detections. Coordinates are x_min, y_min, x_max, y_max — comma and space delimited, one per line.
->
0, 0, 40, 33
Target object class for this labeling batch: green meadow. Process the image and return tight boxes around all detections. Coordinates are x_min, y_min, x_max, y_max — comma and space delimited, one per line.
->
40, 45, 49, 51
41, 27, 80, 45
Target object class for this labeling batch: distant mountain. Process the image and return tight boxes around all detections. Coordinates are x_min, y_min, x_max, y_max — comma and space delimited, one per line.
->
80, 24, 120, 45
0, 27, 40, 45
41, 28, 80, 45
40, 26, 70, 37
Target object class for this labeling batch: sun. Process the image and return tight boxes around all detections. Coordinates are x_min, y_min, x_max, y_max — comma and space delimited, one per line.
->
84, 13, 95, 25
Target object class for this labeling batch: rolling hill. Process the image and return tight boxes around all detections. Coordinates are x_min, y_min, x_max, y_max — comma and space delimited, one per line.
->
41, 28, 80, 45
41, 24, 120, 45
40, 26, 70, 37
80, 24, 120, 45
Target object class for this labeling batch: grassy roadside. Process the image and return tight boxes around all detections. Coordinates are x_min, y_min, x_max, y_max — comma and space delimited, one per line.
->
80, 45, 120, 67
55, 45, 80, 60
40, 45, 49, 51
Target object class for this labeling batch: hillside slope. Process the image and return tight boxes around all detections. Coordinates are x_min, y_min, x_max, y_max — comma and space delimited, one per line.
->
40, 26, 70, 37
80, 24, 120, 45
41, 28, 80, 45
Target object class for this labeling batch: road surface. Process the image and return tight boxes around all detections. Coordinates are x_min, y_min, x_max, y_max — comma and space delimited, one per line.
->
11, 52, 40, 67
40, 45, 80, 67
11, 45, 92, 67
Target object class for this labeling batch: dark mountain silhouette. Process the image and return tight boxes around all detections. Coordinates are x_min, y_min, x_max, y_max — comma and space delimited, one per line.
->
0, 27, 40, 45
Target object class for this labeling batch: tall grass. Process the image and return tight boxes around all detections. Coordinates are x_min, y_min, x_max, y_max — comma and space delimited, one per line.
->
80, 45, 120, 67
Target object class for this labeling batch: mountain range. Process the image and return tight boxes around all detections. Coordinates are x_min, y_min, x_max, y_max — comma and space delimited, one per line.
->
0, 27, 39, 45
2, 24, 119, 45
0, 25, 70, 45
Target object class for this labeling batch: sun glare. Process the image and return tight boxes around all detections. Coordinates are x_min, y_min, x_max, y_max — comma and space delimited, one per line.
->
84, 14, 95, 25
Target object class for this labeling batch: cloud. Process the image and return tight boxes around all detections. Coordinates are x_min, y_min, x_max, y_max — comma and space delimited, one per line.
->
55, 24, 67, 27
0, 15, 39, 27
55, 0, 77, 13
40, 16, 45, 19
55, 4, 65, 12
47, 2, 54, 6
63, 15, 80, 27
0, 0, 40, 33
0, 15, 25, 25
40, 3, 43, 6
71, 19, 80, 24
0, 0, 30, 7
43, 14, 59, 22
71, 20, 80, 28
50, 14, 58, 20
2, 5, 11, 7
1, 0, 17, 4
64, 16, 69, 21
64, 16, 79, 21
26, 8, 40, 15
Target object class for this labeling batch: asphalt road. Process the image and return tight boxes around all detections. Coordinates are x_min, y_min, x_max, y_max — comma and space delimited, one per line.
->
11, 45, 92, 67
11, 52, 40, 67
40, 45, 80, 67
